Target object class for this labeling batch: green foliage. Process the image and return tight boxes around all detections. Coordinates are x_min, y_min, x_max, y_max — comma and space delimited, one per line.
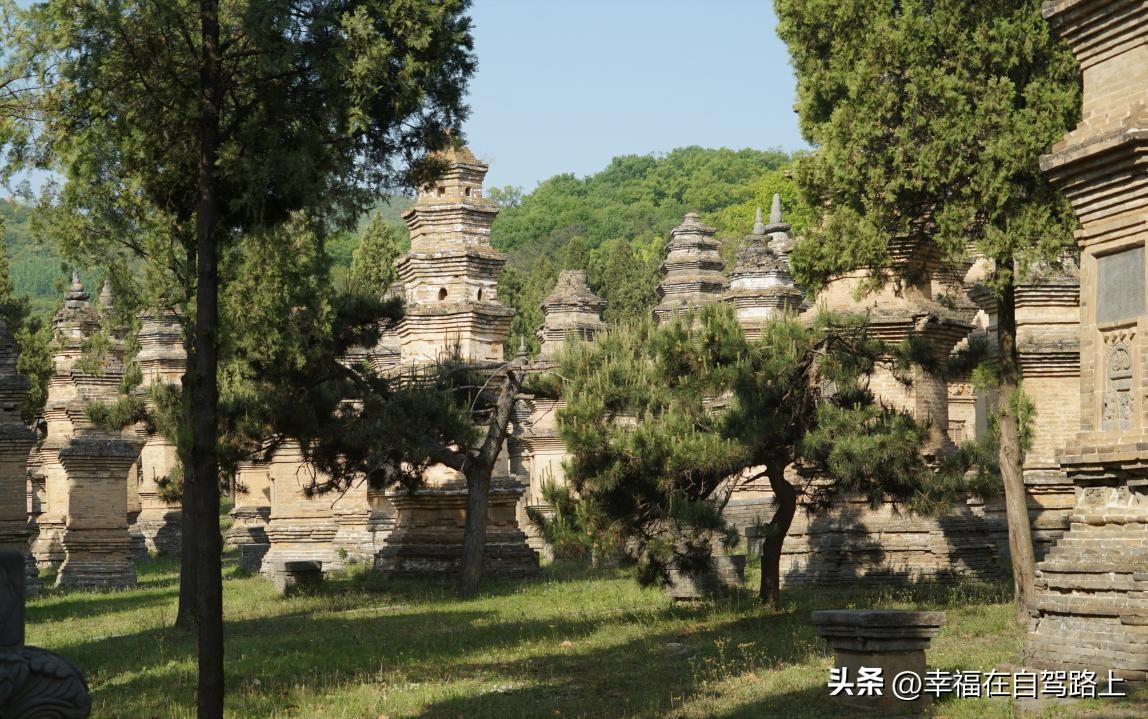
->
15, 320, 50, 423
85, 394, 150, 433
526, 480, 623, 563
0, 200, 62, 319
9, 0, 477, 234
493, 148, 802, 351
348, 210, 400, 297
775, 0, 1081, 290
556, 306, 998, 586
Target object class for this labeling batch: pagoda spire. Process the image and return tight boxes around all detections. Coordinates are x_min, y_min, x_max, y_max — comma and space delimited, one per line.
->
753, 207, 766, 235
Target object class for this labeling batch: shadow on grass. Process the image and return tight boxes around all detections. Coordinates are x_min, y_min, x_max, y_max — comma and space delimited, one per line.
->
45, 555, 1014, 718
27, 556, 182, 622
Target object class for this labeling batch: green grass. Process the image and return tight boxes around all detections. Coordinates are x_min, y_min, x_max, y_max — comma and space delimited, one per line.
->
25, 555, 1148, 718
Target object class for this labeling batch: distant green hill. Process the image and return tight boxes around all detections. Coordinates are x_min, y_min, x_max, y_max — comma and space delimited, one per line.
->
1, 147, 811, 348
488, 146, 814, 351
0, 199, 67, 319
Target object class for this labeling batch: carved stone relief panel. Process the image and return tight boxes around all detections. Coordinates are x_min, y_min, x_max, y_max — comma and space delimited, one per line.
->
1102, 330, 1135, 431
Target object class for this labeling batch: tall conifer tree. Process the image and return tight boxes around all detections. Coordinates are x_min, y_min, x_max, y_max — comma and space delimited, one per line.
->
3, 1, 476, 714
775, 0, 1080, 622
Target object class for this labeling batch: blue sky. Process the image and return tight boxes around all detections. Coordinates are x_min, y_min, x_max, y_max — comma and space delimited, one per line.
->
463, 0, 807, 191
8, 1, 808, 196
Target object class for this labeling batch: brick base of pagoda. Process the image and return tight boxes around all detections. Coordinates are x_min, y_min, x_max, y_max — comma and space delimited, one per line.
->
1026, 470, 1148, 680
376, 481, 540, 580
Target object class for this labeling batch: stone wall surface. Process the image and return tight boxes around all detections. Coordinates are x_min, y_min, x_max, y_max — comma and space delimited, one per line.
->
0, 316, 37, 596
1026, 0, 1148, 680
130, 310, 186, 556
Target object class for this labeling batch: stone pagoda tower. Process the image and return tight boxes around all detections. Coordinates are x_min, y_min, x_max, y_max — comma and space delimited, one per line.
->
31, 273, 102, 569
653, 213, 727, 324
376, 144, 538, 580
781, 239, 1004, 587
226, 456, 272, 570
1026, 1, 1148, 680
724, 197, 805, 338
535, 270, 606, 358
131, 309, 185, 555
259, 441, 387, 575
0, 314, 38, 595
812, 238, 971, 455
396, 144, 514, 365
511, 271, 609, 551
33, 273, 143, 589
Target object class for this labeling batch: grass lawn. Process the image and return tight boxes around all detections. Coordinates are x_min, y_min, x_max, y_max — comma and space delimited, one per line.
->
25, 554, 1148, 719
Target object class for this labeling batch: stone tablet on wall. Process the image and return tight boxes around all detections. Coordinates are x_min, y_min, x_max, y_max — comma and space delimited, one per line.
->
1096, 246, 1144, 324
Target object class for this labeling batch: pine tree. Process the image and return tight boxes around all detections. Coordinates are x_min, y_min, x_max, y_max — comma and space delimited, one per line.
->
348, 210, 399, 297
6, 1, 476, 714
553, 305, 985, 608
775, 0, 1080, 623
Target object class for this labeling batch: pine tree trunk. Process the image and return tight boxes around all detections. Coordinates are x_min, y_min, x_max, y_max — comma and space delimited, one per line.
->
175, 448, 197, 630
193, 1, 224, 716
459, 463, 492, 598
759, 459, 796, 610
457, 365, 524, 598
175, 252, 198, 631
997, 274, 1036, 626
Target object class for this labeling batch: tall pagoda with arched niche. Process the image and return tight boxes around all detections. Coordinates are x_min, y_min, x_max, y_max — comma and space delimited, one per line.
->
396, 144, 514, 366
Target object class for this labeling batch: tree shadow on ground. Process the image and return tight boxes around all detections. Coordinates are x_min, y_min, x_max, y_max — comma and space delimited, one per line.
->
410, 607, 829, 719
44, 557, 1014, 718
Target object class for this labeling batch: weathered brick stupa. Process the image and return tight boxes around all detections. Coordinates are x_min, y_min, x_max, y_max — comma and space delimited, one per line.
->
396, 143, 514, 365
779, 240, 1006, 586
260, 441, 388, 574
1016, 258, 1081, 559
723, 197, 804, 339
130, 308, 185, 556
720, 203, 806, 528
37, 274, 143, 589
0, 313, 38, 595
225, 457, 272, 570
30, 273, 101, 569
511, 271, 608, 552
653, 213, 727, 324
1026, 0, 1148, 680
534, 270, 606, 355
376, 144, 539, 579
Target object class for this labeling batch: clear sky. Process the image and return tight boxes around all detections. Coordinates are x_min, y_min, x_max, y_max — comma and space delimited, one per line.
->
463, 0, 807, 191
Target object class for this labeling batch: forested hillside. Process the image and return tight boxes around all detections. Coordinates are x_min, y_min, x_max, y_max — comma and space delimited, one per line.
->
0, 199, 67, 318
3, 147, 812, 349
489, 146, 813, 352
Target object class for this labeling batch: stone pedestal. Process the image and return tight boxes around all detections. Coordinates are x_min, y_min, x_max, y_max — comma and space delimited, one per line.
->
55, 434, 143, 590
666, 554, 745, 600
226, 458, 272, 570
376, 478, 540, 579
268, 559, 323, 596
812, 610, 945, 713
